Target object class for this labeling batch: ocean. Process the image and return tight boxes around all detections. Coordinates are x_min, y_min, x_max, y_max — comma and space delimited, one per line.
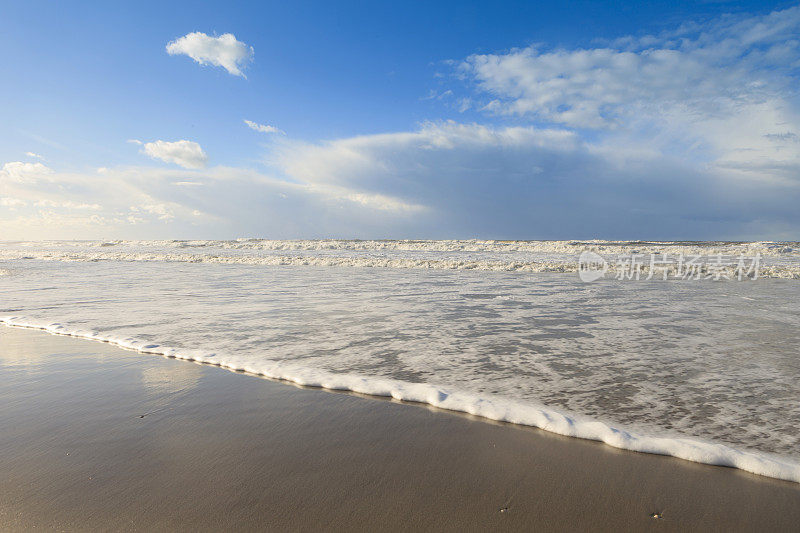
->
1, 239, 799, 482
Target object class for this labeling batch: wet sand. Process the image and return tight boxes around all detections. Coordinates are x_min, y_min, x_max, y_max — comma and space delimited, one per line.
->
0, 325, 798, 531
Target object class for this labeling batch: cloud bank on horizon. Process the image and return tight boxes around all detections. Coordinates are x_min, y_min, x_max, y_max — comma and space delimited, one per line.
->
1, 5, 799, 240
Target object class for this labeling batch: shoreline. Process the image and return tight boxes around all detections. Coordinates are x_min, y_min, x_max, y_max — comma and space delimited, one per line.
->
3, 318, 799, 485
1, 326, 799, 531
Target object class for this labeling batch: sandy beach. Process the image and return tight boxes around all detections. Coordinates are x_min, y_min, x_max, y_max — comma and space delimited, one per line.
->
0, 325, 798, 531
5, 0, 800, 530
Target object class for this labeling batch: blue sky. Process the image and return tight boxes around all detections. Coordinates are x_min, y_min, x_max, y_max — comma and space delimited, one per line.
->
1, 0, 799, 240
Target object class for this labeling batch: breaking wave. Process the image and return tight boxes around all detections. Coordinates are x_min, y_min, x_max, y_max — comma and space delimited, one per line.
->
1, 239, 799, 278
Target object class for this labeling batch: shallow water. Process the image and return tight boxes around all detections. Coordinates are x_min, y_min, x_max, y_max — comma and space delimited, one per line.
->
1, 240, 799, 480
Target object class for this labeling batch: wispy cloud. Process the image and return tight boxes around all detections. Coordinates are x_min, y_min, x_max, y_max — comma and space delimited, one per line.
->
456, 5, 800, 186
0, 161, 53, 183
166, 32, 254, 77
4, 7, 799, 240
461, 7, 800, 128
273, 120, 800, 239
34, 199, 102, 210
0, 197, 27, 207
140, 140, 208, 169
0, 161, 426, 240
244, 119, 284, 135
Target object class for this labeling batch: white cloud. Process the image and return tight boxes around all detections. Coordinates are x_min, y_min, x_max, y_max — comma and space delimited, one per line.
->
1, 197, 27, 207
244, 119, 284, 135
461, 7, 800, 128
0, 161, 54, 183
25, 152, 44, 160
166, 32, 254, 77
34, 199, 102, 210
273, 120, 800, 239
278, 120, 578, 189
4, 210, 110, 232
0, 162, 427, 240
136, 203, 176, 221
329, 190, 423, 213
3, 8, 799, 241
126, 139, 143, 145
2, 124, 798, 240
0, 165, 223, 238
141, 140, 208, 169
457, 6, 800, 183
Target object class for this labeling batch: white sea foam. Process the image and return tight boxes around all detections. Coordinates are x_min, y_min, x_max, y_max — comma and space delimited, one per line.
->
6, 238, 800, 256
3, 315, 800, 484
1, 245, 799, 483
1, 239, 799, 277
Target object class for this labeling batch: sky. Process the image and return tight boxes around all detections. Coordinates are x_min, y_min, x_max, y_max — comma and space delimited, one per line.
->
1, 0, 799, 241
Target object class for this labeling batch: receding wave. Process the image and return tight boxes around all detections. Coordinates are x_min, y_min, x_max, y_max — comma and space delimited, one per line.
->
3, 316, 800, 484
